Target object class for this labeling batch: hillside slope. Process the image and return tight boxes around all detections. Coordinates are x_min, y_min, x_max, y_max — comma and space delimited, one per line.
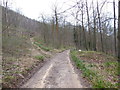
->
2, 37, 58, 88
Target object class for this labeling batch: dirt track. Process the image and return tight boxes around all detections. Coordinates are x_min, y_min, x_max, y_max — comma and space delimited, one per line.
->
21, 50, 85, 88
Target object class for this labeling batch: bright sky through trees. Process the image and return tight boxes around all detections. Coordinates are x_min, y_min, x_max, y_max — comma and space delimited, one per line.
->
3, 0, 117, 20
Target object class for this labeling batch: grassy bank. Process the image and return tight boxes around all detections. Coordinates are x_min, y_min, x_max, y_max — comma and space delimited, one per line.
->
2, 36, 51, 88
70, 50, 119, 88
34, 38, 67, 53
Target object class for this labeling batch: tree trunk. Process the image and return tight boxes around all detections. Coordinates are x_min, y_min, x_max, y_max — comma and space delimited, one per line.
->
92, 1, 97, 51
86, 0, 91, 50
82, 3, 88, 50
73, 25, 78, 49
52, 17, 55, 46
97, 1, 104, 52
55, 8, 59, 48
118, 0, 120, 59
79, 25, 82, 48
93, 12, 97, 51
113, 0, 117, 55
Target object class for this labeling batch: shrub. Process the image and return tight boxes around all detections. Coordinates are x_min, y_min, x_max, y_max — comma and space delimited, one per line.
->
34, 55, 44, 61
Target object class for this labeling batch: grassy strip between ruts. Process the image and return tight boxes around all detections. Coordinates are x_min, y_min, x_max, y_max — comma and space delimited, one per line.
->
70, 50, 119, 88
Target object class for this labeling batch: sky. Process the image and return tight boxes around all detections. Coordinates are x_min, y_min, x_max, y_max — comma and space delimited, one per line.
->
11, 0, 72, 19
1, 0, 118, 21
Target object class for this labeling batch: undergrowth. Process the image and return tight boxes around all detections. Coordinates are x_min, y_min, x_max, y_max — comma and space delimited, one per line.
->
34, 55, 44, 61
70, 50, 119, 88
34, 42, 50, 51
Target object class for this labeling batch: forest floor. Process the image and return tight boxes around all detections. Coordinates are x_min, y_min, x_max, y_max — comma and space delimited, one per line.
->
71, 50, 119, 88
21, 50, 90, 88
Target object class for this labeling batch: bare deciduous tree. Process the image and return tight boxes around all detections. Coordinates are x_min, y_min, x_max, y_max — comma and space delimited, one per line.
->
86, 0, 91, 50
113, 0, 117, 55
81, 2, 88, 50
92, 1, 97, 51
97, 1, 104, 52
53, 5, 59, 48
118, 0, 120, 59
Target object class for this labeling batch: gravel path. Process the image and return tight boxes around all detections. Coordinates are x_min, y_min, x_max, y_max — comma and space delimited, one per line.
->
21, 50, 83, 88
